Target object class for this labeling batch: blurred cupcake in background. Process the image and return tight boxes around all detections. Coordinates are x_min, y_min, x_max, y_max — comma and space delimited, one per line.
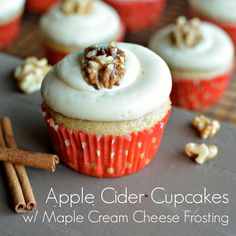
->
103, 0, 166, 32
26, 0, 61, 14
189, 0, 236, 52
149, 16, 234, 110
0, 0, 25, 49
41, 42, 172, 177
40, 0, 124, 64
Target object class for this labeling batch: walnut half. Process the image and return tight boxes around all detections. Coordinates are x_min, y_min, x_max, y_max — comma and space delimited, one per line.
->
171, 16, 203, 48
193, 115, 221, 139
80, 42, 126, 90
14, 57, 52, 94
185, 143, 218, 164
61, 0, 93, 15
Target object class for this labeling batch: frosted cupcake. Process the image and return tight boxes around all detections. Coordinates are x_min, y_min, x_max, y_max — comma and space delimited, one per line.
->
149, 17, 234, 110
40, 0, 124, 64
189, 0, 236, 51
41, 42, 172, 178
104, 0, 166, 32
0, 0, 25, 49
26, 0, 61, 13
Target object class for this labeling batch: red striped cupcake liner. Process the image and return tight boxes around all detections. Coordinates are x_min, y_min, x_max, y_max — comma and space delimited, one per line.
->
104, 0, 166, 31
26, 0, 61, 13
171, 68, 234, 110
44, 25, 125, 64
42, 106, 171, 178
0, 17, 21, 49
190, 8, 236, 50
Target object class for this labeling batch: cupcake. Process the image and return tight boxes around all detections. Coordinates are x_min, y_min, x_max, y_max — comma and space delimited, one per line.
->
189, 0, 236, 51
149, 17, 234, 110
41, 42, 172, 178
26, 0, 61, 13
40, 0, 124, 64
104, 0, 165, 32
0, 0, 25, 49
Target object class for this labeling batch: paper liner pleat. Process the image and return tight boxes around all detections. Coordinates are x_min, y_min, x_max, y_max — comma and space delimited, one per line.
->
0, 17, 21, 49
26, 0, 61, 13
43, 106, 170, 178
171, 68, 233, 110
104, 0, 165, 31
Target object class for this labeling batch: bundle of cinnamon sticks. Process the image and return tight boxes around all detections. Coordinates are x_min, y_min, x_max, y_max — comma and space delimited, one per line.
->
0, 116, 59, 213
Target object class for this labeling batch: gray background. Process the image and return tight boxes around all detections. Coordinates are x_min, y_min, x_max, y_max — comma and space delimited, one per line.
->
0, 53, 235, 236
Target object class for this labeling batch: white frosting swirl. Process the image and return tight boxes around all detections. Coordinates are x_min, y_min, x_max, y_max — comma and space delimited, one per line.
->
190, 0, 236, 23
40, 1, 121, 47
0, 0, 25, 22
149, 22, 234, 73
41, 43, 172, 121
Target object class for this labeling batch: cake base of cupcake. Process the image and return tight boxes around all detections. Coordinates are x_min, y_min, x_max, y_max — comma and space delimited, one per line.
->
104, 0, 165, 31
43, 107, 171, 178
0, 17, 21, 49
26, 0, 61, 13
171, 68, 234, 110
190, 8, 236, 51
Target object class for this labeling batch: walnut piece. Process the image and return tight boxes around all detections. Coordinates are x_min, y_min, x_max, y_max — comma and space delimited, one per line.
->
14, 57, 52, 94
171, 16, 203, 48
81, 42, 126, 90
61, 0, 93, 15
193, 115, 221, 139
185, 143, 218, 164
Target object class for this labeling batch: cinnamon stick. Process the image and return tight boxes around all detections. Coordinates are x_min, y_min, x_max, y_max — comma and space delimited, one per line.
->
0, 123, 26, 213
1, 117, 37, 212
0, 148, 59, 172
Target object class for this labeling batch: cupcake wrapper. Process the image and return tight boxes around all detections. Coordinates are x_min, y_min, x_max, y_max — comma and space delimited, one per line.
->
104, 0, 165, 31
44, 46, 68, 65
171, 68, 233, 110
26, 0, 61, 13
0, 17, 21, 49
190, 8, 236, 49
44, 25, 125, 65
42, 106, 171, 178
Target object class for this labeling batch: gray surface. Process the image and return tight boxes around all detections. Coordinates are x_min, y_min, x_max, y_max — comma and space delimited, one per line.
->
0, 53, 235, 236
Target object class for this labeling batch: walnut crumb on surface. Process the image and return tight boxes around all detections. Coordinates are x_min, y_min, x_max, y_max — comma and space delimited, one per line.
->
61, 0, 93, 15
185, 143, 218, 164
81, 42, 126, 90
171, 16, 203, 48
14, 57, 52, 94
193, 115, 221, 139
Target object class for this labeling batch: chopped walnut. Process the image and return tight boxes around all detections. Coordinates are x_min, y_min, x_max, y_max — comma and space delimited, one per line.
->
193, 115, 221, 139
185, 143, 218, 164
14, 57, 52, 94
171, 16, 203, 48
61, 0, 93, 15
81, 42, 126, 90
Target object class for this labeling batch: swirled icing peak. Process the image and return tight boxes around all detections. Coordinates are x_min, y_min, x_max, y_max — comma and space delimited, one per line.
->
189, 0, 236, 23
81, 42, 126, 90
149, 21, 234, 72
0, 0, 25, 22
171, 16, 202, 48
61, 0, 93, 15
41, 43, 172, 121
40, 1, 121, 47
